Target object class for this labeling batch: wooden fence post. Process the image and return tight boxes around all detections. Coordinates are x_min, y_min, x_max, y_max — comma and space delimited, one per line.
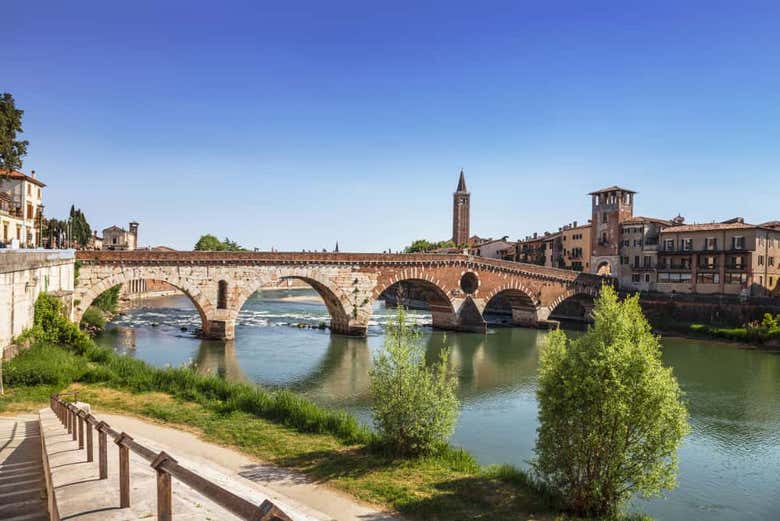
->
151, 451, 177, 521
78, 411, 85, 449
67, 404, 72, 434
86, 416, 94, 462
115, 432, 133, 508
70, 407, 77, 441
96, 421, 108, 480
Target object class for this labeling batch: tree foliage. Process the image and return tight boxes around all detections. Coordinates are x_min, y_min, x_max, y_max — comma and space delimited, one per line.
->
0, 92, 28, 176
404, 239, 456, 253
534, 285, 689, 517
369, 307, 460, 456
194, 234, 246, 251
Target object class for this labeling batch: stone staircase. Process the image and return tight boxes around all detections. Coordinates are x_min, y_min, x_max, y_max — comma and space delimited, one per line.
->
0, 416, 48, 521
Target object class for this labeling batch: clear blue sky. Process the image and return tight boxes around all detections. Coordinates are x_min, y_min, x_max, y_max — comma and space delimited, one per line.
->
6, 1, 780, 251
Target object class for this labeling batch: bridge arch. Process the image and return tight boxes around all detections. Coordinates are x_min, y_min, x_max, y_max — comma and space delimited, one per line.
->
375, 277, 460, 330
233, 272, 360, 336
547, 288, 597, 322
483, 284, 541, 327
74, 273, 213, 333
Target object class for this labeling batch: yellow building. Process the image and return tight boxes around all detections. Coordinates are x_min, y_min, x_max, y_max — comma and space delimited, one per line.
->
0, 170, 45, 248
559, 222, 591, 271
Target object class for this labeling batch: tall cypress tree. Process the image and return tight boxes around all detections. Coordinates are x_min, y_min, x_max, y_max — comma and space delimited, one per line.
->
0, 93, 29, 177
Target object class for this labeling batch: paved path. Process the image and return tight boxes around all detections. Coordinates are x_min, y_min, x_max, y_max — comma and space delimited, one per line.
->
38, 408, 399, 521
0, 415, 48, 521
98, 413, 399, 521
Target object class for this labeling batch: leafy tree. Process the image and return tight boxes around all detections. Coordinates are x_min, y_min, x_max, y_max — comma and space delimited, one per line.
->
404, 239, 456, 253
369, 306, 459, 456
194, 234, 246, 251
534, 285, 689, 517
0, 93, 28, 177
68, 206, 92, 247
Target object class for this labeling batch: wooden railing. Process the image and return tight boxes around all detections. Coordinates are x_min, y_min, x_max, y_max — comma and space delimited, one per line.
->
39, 416, 60, 521
50, 395, 293, 521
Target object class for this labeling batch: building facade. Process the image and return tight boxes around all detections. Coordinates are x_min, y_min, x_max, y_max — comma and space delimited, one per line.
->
0, 170, 45, 248
560, 221, 591, 271
656, 219, 780, 296
102, 221, 139, 251
617, 216, 674, 292
452, 170, 470, 246
589, 186, 635, 277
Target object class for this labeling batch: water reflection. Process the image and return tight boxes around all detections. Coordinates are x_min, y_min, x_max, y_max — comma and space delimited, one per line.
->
97, 292, 780, 521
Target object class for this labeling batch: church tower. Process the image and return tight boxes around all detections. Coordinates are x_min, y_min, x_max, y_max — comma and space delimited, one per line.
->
452, 169, 470, 246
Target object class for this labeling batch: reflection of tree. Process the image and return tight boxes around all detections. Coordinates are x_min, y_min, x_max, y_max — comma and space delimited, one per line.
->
287, 335, 373, 406
193, 340, 247, 382
662, 339, 780, 449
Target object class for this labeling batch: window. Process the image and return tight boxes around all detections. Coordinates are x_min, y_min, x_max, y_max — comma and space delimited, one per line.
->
769, 257, 775, 266
705, 237, 717, 250
730, 255, 744, 268
621, 256, 629, 265
644, 273, 651, 283
725, 272, 747, 284
632, 273, 641, 282
633, 255, 640, 268
697, 272, 720, 284
732, 236, 745, 250
643, 255, 652, 267
27, 184, 31, 196
658, 272, 691, 282
37, 188, 41, 198
770, 276, 774, 286
682, 238, 693, 251
758, 255, 764, 266
700, 256, 717, 269
602, 212, 609, 223
664, 239, 675, 251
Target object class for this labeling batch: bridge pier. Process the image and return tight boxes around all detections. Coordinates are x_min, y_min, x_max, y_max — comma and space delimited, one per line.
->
330, 318, 368, 336
204, 319, 235, 340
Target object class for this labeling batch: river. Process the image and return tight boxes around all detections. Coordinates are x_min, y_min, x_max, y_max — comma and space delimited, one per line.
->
95, 289, 780, 521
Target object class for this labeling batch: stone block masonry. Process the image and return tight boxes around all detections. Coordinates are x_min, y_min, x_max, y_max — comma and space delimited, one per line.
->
0, 249, 75, 355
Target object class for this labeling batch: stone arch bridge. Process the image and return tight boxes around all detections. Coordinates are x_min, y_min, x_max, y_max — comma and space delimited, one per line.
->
73, 251, 606, 339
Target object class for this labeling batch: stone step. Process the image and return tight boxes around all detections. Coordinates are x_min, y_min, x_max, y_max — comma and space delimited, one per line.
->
0, 498, 48, 519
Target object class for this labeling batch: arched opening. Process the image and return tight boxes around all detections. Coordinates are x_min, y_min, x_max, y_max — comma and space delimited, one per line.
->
235, 275, 357, 336
77, 277, 209, 336
484, 288, 538, 327
377, 279, 456, 330
549, 293, 595, 324
596, 261, 612, 277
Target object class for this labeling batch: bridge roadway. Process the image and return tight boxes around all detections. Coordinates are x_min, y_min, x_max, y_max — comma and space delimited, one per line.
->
73, 251, 604, 339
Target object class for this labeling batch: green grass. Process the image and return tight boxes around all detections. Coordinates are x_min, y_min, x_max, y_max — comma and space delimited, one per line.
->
0, 293, 651, 520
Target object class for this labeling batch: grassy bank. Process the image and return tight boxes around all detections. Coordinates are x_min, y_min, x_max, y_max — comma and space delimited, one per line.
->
2, 294, 582, 521
655, 316, 780, 347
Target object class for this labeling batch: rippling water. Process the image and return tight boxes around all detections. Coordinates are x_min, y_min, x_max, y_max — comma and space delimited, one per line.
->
96, 289, 780, 521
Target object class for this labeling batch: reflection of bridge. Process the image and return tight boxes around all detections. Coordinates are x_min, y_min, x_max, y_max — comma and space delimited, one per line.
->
74, 251, 604, 339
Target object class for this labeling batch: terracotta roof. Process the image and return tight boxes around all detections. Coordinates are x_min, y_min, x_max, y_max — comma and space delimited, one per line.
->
103, 225, 127, 233
659, 222, 758, 233
588, 185, 636, 195
760, 221, 780, 229
152, 246, 177, 252
0, 192, 13, 204
622, 216, 672, 226
1, 169, 46, 187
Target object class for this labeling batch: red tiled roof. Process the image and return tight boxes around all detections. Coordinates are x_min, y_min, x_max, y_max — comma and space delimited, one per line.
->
2, 170, 46, 187
659, 222, 757, 233
623, 216, 672, 226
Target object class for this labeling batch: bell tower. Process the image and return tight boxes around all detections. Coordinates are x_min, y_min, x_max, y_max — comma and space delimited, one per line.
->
452, 169, 470, 246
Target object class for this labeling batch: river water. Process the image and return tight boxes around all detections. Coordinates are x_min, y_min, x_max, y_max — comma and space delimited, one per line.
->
95, 289, 780, 521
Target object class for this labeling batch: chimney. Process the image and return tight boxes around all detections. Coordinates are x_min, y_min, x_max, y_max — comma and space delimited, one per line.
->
31, 170, 36, 179
573, 220, 577, 227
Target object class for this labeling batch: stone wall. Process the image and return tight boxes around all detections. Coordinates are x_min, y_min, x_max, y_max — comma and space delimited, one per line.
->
630, 291, 780, 327
0, 249, 75, 357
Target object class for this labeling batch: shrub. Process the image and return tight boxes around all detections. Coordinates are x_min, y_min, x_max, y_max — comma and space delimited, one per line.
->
92, 285, 121, 313
3, 344, 87, 387
369, 306, 459, 456
80, 306, 107, 330
534, 285, 689, 518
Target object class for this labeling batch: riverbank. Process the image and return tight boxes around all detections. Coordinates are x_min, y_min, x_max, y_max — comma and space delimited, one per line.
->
2, 294, 595, 521
653, 321, 780, 350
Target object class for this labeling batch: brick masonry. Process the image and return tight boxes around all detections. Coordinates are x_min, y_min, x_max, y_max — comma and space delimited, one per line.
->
74, 251, 604, 338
